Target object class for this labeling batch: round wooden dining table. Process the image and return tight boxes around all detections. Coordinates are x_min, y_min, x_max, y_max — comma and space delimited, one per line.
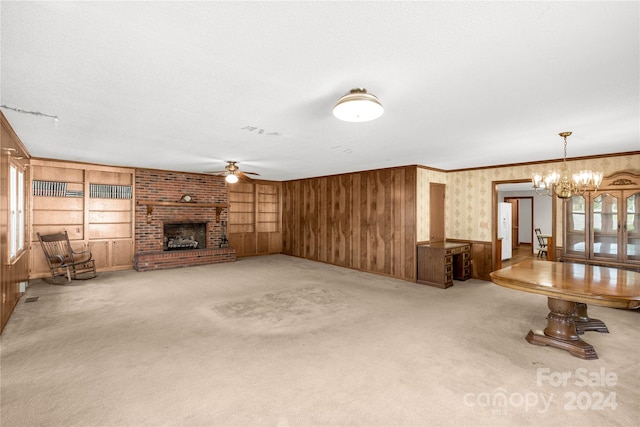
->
490, 259, 640, 359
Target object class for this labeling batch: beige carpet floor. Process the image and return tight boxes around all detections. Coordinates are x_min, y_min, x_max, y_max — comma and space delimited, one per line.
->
1, 254, 638, 426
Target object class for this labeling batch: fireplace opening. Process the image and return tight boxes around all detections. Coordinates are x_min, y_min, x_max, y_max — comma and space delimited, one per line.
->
163, 222, 207, 251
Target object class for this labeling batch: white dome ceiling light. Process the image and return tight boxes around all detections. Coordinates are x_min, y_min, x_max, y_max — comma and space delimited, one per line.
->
332, 88, 384, 122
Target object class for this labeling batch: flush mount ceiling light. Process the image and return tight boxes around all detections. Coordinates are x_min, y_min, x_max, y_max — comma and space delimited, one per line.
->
332, 88, 384, 122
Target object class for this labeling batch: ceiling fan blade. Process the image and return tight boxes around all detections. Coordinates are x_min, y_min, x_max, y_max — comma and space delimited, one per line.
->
202, 170, 227, 175
237, 171, 255, 182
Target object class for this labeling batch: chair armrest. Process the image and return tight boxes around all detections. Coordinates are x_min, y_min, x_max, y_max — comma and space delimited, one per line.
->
49, 254, 65, 265
71, 248, 93, 260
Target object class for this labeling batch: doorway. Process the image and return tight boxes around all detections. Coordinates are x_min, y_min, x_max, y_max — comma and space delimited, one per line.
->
493, 181, 553, 270
503, 196, 533, 249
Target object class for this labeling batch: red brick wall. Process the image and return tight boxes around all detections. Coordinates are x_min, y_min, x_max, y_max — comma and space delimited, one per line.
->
134, 248, 236, 272
134, 169, 235, 270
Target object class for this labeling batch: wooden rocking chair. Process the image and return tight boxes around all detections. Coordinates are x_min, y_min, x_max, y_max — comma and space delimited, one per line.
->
37, 231, 97, 283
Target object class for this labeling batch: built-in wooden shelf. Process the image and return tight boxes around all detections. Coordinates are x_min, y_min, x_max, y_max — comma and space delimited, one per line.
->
137, 201, 228, 223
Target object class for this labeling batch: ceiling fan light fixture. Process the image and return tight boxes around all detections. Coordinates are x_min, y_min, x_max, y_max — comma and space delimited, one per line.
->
225, 173, 239, 184
333, 88, 384, 122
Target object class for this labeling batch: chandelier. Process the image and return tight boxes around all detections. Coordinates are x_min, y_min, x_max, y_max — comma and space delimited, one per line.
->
332, 88, 384, 122
532, 132, 603, 199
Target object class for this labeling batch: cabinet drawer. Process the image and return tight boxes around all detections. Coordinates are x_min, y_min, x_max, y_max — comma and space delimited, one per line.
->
445, 255, 453, 265
445, 264, 453, 274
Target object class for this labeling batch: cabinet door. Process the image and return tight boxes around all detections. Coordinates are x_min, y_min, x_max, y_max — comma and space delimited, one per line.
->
112, 240, 134, 267
89, 241, 110, 269
623, 190, 640, 264
591, 192, 620, 261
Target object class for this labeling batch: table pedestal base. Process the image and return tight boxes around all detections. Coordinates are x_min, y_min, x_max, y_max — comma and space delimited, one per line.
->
525, 298, 598, 360
574, 302, 609, 335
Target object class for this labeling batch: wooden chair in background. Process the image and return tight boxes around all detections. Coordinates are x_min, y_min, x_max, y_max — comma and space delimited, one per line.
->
37, 231, 97, 283
534, 228, 548, 258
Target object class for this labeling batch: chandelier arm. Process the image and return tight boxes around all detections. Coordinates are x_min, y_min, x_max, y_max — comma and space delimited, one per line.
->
533, 185, 553, 197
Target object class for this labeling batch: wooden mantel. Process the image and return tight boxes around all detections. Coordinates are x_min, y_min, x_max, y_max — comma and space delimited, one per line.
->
137, 201, 228, 223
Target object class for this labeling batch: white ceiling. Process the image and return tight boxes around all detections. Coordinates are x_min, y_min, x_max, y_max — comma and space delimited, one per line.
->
1, 1, 638, 181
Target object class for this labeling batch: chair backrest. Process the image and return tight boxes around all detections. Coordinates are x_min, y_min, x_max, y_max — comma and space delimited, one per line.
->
534, 229, 546, 246
37, 231, 74, 264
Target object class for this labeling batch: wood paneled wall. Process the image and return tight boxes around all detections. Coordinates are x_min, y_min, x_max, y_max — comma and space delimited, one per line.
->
1, 112, 30, 334
471, 241, 493, 281
282, 166, 417, 281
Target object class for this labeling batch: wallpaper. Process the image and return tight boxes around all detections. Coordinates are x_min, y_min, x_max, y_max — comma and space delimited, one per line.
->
416, 168, 447, 241
417, 153, 640, 243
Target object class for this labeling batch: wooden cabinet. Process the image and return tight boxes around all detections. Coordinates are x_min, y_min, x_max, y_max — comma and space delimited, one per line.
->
89, 239, 134, 269
563, 170, 640, 269
30, 160, 135, 278
417, 242, 471, 288
228, 181, 282, 256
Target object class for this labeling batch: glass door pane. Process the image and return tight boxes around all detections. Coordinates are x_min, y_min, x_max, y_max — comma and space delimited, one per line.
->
592, 193, 618, 259
625, 191, 640, 262
565, 195, 586, 255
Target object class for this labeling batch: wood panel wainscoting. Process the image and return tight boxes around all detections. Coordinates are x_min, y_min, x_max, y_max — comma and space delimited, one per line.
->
282, 166, 417, 281
1, 253, 28, 332
471, 241, 494, 281
1, 111, 30, 334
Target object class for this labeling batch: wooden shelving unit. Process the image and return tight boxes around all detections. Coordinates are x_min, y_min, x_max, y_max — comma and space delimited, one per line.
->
227, 181, 282, 256
30, 160, 136, 278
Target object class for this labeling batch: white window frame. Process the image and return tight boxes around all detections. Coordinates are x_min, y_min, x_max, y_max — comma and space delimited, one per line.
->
9, 160, 25, 259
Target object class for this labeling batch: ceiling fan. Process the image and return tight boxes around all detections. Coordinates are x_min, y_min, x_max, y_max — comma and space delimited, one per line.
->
204, 161, 260, 183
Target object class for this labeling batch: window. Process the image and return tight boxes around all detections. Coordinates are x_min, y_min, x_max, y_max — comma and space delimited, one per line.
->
9, 162, 25, 258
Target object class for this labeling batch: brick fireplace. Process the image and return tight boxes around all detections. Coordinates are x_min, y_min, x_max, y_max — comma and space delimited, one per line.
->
134, 169, 236, 271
